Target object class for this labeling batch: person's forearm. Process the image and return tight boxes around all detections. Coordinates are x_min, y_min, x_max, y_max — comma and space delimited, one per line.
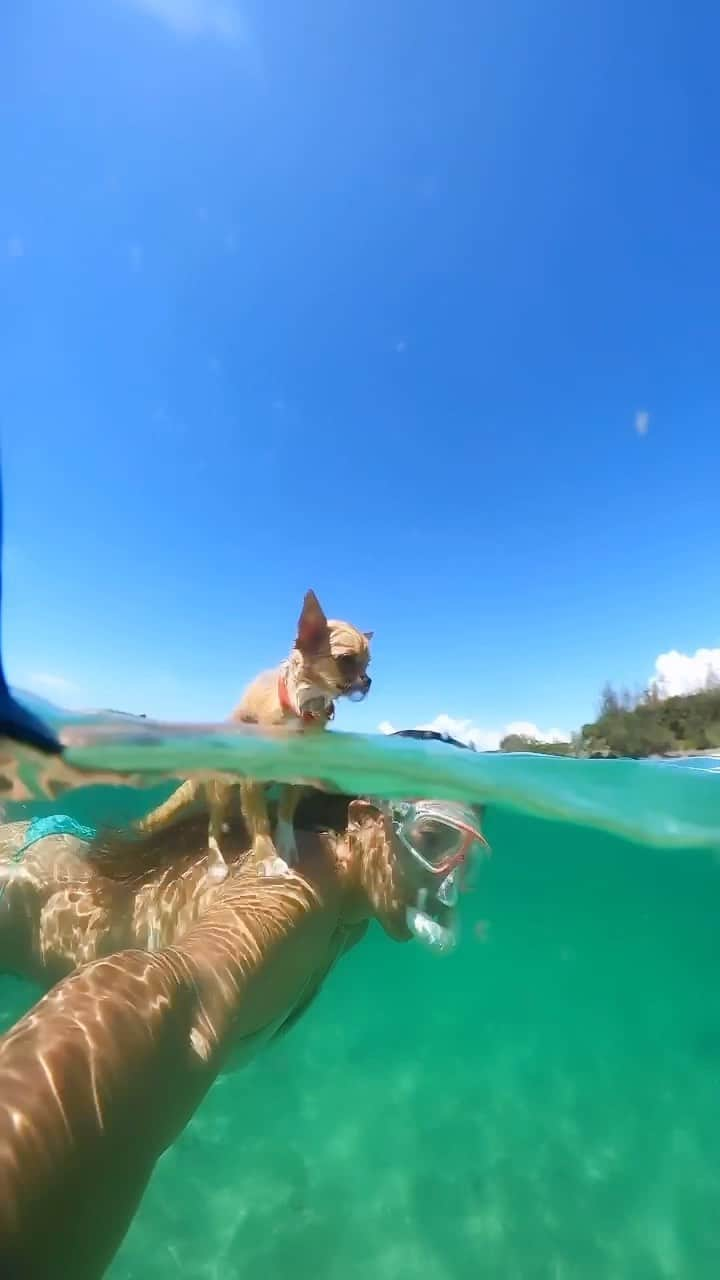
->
0, 863, 342, 1279
0, 947, 200, 1279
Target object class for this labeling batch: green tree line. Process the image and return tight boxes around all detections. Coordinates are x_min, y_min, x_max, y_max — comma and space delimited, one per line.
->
499, 679, 720, 758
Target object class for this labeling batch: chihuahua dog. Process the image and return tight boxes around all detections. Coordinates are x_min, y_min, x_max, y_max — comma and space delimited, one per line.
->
134, 590, 372, 877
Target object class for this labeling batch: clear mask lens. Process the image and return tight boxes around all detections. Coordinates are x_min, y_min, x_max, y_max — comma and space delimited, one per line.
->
404, 815, 466, 867
392, 800, 486, 876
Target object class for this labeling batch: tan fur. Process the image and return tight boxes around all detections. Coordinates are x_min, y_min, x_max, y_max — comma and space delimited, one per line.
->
135, 589, 372, 872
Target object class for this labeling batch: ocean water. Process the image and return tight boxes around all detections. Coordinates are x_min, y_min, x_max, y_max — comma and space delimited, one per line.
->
2, 705, 720, 1278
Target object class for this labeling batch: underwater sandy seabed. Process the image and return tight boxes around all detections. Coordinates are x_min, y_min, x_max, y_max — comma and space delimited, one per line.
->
3, 805, 719, 1279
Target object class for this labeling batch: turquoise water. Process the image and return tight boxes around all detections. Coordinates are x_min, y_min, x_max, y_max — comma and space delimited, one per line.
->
2, 703, 720, 1277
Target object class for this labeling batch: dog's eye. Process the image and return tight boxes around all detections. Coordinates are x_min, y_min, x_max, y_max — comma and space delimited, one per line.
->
336, 655, 357, 675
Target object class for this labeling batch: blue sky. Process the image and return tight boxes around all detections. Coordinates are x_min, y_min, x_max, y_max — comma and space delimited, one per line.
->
2, 0, 720, 743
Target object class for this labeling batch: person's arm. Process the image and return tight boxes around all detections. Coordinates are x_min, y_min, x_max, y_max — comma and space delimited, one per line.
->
0, 948, 197, 1279
0, 856, 344, 1280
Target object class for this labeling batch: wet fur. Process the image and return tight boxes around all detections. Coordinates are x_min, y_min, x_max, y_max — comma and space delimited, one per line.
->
94, 789, 354, 887
135, 590, 372, 874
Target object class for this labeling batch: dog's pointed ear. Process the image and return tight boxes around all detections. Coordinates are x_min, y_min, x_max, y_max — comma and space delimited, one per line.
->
364, 630, 374, 642
296, 590, 329, 653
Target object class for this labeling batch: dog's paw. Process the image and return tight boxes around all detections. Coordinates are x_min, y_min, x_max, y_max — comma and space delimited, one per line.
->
258, 855, 291, 879
275, 817, 298, 865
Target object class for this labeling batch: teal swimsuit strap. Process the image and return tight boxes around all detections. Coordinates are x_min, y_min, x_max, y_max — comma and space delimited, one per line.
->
0, 814, 97, 903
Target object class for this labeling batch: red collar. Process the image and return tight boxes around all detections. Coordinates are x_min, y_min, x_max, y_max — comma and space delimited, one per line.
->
278, 674, 334, 725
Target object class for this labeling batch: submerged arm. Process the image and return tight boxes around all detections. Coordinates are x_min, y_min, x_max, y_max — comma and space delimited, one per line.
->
0, 858, 344, 1280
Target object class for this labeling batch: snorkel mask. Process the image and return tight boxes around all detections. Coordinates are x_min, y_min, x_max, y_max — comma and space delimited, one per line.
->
334, 653, 372, 703
387, 799, 489, 954
346, 682, 370, 702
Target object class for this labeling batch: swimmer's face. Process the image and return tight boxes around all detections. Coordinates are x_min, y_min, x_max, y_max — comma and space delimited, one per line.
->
346, 799, 487, 954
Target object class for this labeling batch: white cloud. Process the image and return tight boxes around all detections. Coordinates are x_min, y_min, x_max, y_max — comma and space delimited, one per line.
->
26, 672, 77, 696
418, 715, 503, 751
502, 719, 571, 743
635, 409, 650, 436
650, 648, 720, 698
121, 0, 245, 42
378, 713, 571, 750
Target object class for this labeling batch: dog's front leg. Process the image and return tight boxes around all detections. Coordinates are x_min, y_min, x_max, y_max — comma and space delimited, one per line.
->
206, 780, 232, 883
275, 785, 304, 865
239, 780, 290, 877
